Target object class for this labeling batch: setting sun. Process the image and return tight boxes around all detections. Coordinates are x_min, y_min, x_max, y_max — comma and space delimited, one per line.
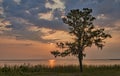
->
48, 59, 56, 68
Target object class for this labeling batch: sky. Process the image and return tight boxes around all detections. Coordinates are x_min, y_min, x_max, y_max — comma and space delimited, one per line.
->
0, 0, 120, 59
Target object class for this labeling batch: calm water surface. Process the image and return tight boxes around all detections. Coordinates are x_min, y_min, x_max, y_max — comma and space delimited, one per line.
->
0, 59, 120, 67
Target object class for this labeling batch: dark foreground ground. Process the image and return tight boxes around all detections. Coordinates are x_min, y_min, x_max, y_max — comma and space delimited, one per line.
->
0, 65, 120, 76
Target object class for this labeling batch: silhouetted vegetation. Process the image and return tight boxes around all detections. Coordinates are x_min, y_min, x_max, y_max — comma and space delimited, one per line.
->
51, 8, 111, 72
0, 64, 120, 76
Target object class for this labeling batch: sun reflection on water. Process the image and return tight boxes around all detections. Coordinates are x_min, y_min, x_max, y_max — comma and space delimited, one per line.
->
48, 59, 55, 68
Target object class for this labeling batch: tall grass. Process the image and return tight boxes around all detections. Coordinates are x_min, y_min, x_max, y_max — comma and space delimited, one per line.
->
0, 64, 79, 73
0, 64, 120, 72
0, 64, 120, 76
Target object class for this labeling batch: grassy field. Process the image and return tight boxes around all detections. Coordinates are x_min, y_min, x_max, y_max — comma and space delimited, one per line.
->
0, 64, 120, 76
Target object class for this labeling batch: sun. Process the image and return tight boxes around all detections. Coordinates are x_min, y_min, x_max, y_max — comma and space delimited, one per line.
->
48, 59, 55, 68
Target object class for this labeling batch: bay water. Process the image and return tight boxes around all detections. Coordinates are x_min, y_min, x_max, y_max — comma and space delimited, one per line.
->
0, 59, 120, 67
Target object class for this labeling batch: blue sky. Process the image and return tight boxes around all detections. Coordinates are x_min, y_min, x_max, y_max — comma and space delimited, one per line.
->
0, 0, 120, 59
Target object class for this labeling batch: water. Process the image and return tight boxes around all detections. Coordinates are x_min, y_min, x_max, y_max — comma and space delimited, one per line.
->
0, 59, 120, 67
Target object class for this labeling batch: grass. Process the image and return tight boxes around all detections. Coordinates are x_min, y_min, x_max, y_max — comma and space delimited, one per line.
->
0, 64, 120, 76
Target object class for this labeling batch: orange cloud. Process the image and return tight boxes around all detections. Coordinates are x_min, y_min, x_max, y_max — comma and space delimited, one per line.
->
0, 20, 12, 33
38, 11, 53, 21
42, 30, 72, 41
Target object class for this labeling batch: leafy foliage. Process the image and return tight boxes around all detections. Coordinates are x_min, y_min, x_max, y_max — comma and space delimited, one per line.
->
51, 8, 111, 58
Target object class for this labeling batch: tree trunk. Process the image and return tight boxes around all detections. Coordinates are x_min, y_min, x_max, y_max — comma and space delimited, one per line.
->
78, 53, 83, 72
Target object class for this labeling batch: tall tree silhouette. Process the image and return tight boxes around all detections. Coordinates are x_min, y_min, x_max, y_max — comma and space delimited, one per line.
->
51, 8, 111, 72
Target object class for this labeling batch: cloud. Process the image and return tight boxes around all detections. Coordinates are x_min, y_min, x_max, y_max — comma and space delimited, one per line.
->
13, 0, 21, 5
97, 14, 108, 20
0, 0, 3, 3
115, 0, 120, 2
0, 19, 12, 33
36, 27, 55, 35
45, 0, 65, 11
0, 17, 42, 41
0, 7, 4, 15
0, 17, 64, 43
100, 19, 120, 33
0, 0, 120, 44
43, 0, 66, 21
38, 11, 53, 21
28, 26, 55, 35
111, 20, 120, 31
28, 26, 72, 42
41, 29, 72, 42
2, 0, 66, 31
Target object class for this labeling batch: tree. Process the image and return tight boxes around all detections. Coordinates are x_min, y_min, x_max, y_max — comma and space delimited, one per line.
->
51, 8, 111, 72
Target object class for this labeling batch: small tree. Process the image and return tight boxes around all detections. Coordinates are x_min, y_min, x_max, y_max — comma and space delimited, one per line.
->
51, 8, 111, 72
